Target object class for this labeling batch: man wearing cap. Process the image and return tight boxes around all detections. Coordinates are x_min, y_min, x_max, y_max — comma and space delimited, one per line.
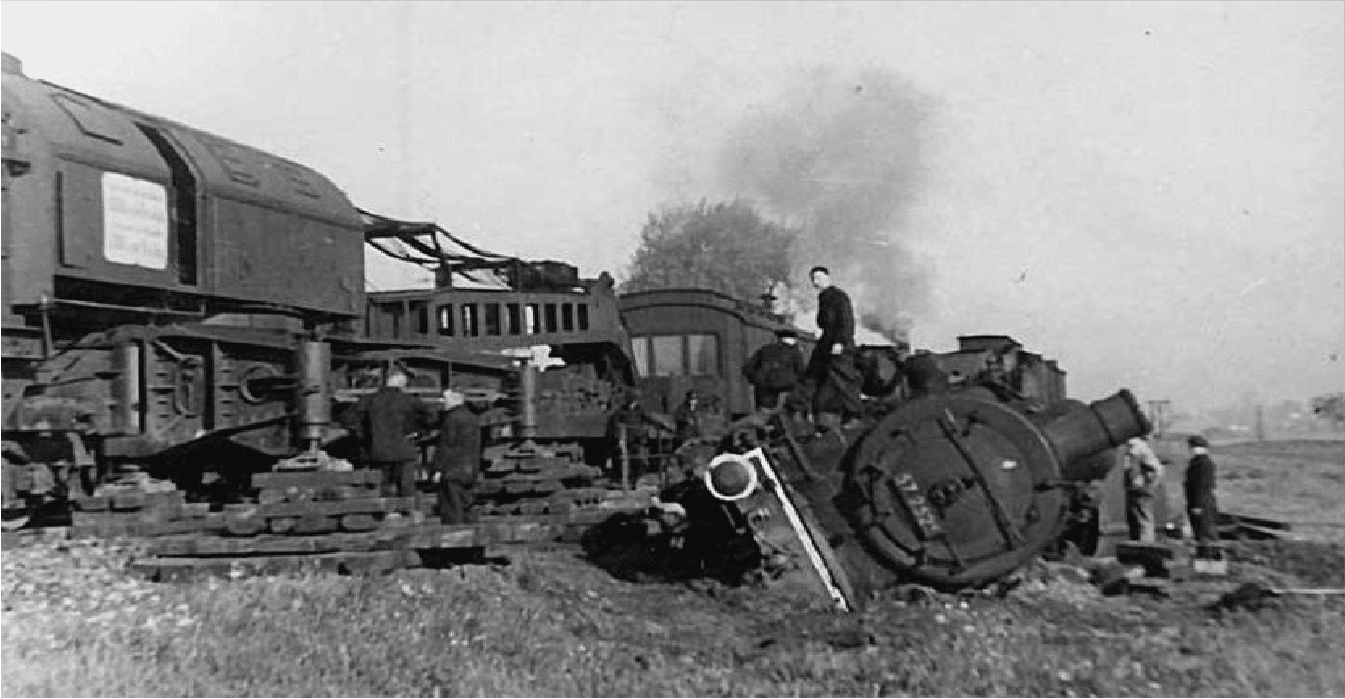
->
808, 266, 864, 426
1123, 436, 1165, 542
1184, 435, 1219, 542
433, 388, 481, 524
346, 369, 436, 497
743, 328, 807, 411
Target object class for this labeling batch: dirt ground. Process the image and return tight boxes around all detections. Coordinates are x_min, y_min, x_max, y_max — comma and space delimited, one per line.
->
2, 439, 1342, 697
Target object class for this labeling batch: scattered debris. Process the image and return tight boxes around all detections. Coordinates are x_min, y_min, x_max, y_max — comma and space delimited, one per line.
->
1209, 582, 1345, 612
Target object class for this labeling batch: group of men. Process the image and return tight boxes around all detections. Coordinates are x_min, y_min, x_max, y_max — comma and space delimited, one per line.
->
347, 266, 1223, 546
752, 265, 1224, 545
1123, 433, 1220, 543
743, 265, 865, 426
342, 370, 481, 524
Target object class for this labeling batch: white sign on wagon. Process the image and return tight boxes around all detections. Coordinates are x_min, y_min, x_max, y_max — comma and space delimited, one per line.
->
102, 172, 168, 270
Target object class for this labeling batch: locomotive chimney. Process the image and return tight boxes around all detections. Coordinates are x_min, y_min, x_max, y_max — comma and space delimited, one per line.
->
1041, 389, 1151, 481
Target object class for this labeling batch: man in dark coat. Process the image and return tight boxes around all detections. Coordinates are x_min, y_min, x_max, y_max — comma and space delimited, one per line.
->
673, 390, 707, 446
433, 388, 481, 524
743, 329, 807, 411
808, 266, 864, 424
1184, 434, 1219, 542
346, 369, 436, 497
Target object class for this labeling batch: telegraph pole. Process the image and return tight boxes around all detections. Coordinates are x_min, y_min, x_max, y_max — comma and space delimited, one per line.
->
1147, 399, 1171, 438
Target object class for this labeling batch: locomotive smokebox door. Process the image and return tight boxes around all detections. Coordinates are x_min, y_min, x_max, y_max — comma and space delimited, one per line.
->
843, 395, 1068, 588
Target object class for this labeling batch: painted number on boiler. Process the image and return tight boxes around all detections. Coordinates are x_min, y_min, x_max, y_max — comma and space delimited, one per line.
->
893, 471, 944, 538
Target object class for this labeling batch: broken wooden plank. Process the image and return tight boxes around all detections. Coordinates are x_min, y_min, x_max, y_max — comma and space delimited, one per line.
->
73, 495, 110, 511
254, 497, 418, 519
340, 514, 378, 532
1115, 541, 1178, 578
292, 515, 339, 535
130, 549, 423, 582
110, 491, 185, 511
250, 470, 383, 490
224, 513, 267, 537
268, 517, 297, 535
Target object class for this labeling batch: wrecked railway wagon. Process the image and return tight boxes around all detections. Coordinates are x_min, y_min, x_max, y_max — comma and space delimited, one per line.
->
0, 53, 649, 569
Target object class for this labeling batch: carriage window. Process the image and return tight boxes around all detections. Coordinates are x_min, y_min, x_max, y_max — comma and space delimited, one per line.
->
410, 301, 430, 336
383, 302, 405, 337
461, 303, 479, 337
506, 303, 522, 335
525, 303, 541, 334
577, 303, 589, 331
651, 335, 684, 377
437, 304, 454, 336
484, 303, 502, 336
687, 334, 719, 376
544, 304, 558, 333
561, 303, 574, 332
631, 338, 651, 377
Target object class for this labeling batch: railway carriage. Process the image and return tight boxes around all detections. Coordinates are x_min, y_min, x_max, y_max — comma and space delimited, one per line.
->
618, 288, 814, 419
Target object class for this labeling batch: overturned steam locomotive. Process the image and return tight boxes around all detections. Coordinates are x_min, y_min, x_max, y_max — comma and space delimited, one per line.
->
588, 319, 1150, 608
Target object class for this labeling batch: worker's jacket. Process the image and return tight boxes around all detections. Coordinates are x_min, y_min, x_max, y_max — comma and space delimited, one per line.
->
347, 387, 434, 462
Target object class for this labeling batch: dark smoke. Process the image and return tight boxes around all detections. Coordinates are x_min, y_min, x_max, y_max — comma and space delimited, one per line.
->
714, 66, 936, 344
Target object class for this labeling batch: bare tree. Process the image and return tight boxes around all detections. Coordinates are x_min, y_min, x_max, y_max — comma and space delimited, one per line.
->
622, 199, 798, 301
1311, 392, 1345, 427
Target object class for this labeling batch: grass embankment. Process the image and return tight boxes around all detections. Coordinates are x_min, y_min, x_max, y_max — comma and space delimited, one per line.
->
1209, 440, 1345, 541
4, 439, 1344, 697
4, 539, 1344, 697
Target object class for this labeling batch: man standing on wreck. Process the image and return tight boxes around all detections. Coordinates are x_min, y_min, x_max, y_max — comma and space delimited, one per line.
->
808, 266, 864, 428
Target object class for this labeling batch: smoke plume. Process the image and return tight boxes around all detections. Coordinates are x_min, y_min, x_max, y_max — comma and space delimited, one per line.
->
714, 66, 936, 344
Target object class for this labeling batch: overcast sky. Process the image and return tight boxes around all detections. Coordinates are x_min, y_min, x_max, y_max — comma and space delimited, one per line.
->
3, 1, 1342, 412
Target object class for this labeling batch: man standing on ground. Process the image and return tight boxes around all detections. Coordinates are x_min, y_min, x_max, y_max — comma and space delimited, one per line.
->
1184, 434, 1219, 542
433, 388, 481, 524
744, 328, 807, 411
347, 369, 435, 497
1123, 436, 1165, 542
808, 266, 864, 426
